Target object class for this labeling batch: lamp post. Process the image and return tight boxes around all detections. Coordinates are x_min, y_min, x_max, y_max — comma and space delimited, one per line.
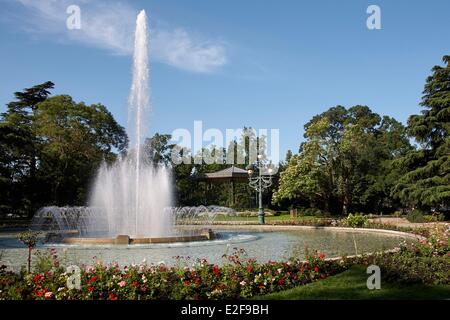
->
247, 154, 273, 224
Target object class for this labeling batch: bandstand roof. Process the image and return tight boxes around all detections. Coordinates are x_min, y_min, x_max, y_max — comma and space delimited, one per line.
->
198, 166, 249, 182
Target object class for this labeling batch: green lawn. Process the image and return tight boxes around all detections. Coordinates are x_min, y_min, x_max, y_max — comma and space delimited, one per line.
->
258, 265, 450, 300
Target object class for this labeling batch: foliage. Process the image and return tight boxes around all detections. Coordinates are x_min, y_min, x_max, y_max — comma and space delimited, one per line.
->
0, 249, 346, 300
273, 105, 411, 215
17, 231, 40, 248
167, 128, 274, 208
406, 210, 426, 223
301, 208, 328, 217
17, 230, 41, 273
34, 249, 65, 274
392, 56, 450, 209
360, 225, 450, 285
0, 83, 128, 217
0, 82, 54, 217
343, 213, 368, 228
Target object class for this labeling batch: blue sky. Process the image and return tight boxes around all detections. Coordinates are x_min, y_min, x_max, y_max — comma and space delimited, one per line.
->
1, 0, 449, 159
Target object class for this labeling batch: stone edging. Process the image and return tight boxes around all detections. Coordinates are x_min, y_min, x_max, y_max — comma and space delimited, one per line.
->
178, 224, 424, 262
180, 224, 424, 240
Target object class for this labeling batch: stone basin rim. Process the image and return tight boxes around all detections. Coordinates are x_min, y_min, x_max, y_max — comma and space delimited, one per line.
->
62, 229, 215, 245
179, 224, 425, 241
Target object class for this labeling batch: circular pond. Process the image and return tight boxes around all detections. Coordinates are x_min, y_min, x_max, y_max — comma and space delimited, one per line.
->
0, 227, 414, 271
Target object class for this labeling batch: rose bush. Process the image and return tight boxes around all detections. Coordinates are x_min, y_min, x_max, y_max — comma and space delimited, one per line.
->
0, 248, 348, 300
362, 224, 450, 285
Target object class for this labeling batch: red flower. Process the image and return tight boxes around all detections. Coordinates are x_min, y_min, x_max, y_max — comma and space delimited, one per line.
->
278, 278, 285, 285
132, 281, 139, 287
184, 280, 191, 286
195, 277, 200, 285
88, 276, 98, 283
33, 274, 42, 282
212, 265, 220, 277
246, 266, 253, 272
314, 266, 319, 273
87, 286, 94, 292
108, 292, 117, 300
318, 252, 326, 260
35, 289, 46, 297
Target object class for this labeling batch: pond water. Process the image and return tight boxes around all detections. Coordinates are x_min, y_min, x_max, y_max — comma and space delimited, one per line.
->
0, 229, 410, 271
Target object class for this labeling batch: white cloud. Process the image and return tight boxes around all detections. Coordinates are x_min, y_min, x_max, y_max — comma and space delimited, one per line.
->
153, 29, 227, 73
12, 0, 227, 72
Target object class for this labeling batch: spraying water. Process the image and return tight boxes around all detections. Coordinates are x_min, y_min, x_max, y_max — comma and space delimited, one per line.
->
87, 10, 173, 237
30, 11, 234, 239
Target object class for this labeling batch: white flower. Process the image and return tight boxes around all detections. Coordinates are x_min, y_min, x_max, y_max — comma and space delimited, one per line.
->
277, 268, 283, 274
239, 280, 246, 286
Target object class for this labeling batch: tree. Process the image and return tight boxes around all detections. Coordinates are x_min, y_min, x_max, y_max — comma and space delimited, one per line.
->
392, 56, 450, 209
0, 82, 54, 216
273, 106, 411, 214
144, 133, 174, 166
33, 95, 128, 205
0, 83, 128, 217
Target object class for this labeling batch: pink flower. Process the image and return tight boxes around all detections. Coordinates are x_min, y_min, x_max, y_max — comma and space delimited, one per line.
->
44, 292, 53, 299
118, 281, 126, 288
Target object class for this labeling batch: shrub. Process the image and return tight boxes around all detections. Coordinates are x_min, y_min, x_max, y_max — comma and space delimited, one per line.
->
362, 224, 450, 285
421, 212, 444, 223
344, 213, 368, 228
370, 251, 450, 285
393, 211, 403, 218
0, 249, 348, 300
430, 212, 445, 222
406, 210, 426, 223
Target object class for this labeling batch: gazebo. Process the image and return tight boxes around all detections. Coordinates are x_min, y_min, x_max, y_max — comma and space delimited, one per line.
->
198, 166, 249, 207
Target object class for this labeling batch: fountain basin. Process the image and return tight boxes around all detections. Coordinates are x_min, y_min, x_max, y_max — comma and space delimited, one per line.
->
62, 229, 215, 245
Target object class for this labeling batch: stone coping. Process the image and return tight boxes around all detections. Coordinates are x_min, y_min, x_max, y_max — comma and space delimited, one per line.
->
62, 229, 215, 245
177, 224, 424, 241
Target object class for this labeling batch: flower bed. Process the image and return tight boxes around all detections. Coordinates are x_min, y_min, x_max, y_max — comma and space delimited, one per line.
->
0, 249, 348, 300
359, 224, 450, 285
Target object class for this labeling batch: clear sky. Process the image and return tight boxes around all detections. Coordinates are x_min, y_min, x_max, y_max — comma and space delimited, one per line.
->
1, 0, 449, 159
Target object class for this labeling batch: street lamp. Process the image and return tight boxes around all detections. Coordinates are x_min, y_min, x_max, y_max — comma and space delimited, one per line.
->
247, 155, 273, 224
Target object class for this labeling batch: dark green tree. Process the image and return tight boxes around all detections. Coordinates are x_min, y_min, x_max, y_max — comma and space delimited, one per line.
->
0, 83, 128, 216
0, 81, 54, 216
33, 95, 128, 205
393, 56, 450, 209
144, 133, 174, 166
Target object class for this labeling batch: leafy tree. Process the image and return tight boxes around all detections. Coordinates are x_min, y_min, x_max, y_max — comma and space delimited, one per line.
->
0, 82, 54, 216
273, 106, 411, 214
392, 56, 450, 209
144, 133, 174, 166
0, 83, 127, 216
33, 95, 128, 205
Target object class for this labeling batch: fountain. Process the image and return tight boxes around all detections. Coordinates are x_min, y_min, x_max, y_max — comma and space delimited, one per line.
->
31, 10, 214, 245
